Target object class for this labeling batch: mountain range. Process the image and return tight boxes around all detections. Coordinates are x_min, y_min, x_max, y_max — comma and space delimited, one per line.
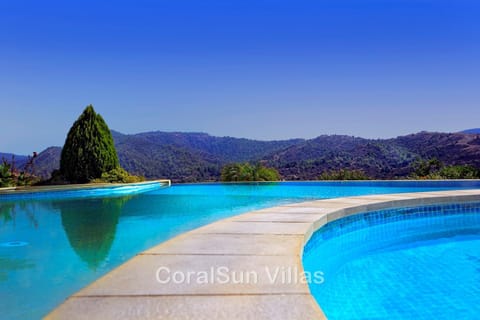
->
461, 128, 480, 134
3, 129, 480, 182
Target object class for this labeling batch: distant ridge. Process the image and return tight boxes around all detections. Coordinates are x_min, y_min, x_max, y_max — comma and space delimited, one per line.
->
0, 153, 28, 166
461, 128, 480, 134
2, 130, 480, 182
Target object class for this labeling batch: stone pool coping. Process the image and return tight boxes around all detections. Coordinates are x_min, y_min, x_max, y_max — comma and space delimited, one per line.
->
46, 189, 480, 319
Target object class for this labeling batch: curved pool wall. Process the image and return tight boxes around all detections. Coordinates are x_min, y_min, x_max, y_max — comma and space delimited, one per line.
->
1, 181, 480, 319
303, 201, 480, 319
46, 189, 480, 320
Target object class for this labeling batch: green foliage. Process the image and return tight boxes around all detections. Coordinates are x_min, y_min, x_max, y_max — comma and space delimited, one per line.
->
318, 169, 370, 180
220, 163, 244, 181
221, 163, 280, 182
437, 165, 479, 179
91, 167, 145, 183
0, 159, 39, 187
15, 172, 35, 186
410, 158, 479, 179
60, 105, 120, 183
412, 158, 443, 178
0, 161, 14, 187
253, 163, 281, 181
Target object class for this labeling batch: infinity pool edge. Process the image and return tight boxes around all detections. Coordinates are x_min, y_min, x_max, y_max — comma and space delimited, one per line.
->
0, 180, 171, 199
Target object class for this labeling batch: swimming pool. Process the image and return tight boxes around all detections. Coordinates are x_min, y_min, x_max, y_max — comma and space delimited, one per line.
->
303, 201, 480, 319
1, 181, 480, 319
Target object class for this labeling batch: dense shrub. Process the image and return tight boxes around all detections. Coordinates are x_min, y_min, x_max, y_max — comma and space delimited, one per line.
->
0, 157, 40, 187
221, 163, 280, 182
437, 165, 479, 179
410, 158, 479, 179
91, 167, 145, 183
411, 158, 443, 178
0, 161, 14, 187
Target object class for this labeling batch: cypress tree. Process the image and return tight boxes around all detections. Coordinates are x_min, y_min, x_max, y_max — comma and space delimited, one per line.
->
60, 105, 119, 183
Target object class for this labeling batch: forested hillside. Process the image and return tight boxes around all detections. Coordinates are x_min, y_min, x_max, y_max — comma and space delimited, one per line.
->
4, 130, 480, 182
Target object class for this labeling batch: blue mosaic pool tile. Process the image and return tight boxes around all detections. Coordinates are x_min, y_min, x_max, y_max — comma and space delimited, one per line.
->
303, 201, 480, 320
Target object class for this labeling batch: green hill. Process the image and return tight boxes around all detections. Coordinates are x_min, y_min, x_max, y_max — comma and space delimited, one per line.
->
5, 130, 480, 182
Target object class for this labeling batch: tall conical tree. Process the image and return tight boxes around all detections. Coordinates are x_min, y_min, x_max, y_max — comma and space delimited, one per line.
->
60, 105, 119, 183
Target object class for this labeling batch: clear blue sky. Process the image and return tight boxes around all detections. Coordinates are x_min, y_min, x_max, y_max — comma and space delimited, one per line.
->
1, 0, 479, 154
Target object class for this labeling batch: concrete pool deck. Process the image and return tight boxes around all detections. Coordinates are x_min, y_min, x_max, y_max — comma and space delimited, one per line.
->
46, 189, 480, 319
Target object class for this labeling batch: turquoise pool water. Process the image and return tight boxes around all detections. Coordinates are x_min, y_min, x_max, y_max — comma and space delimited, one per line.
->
1, 181, 480, 319
303, 202, 480, 319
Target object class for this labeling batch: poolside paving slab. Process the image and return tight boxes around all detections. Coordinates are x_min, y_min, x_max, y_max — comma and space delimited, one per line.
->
198, 221, 313, 235
48, 294, 324, 320
231, 212, 327, 222
253, 206, 328, 214
46, 189, 480, 320
71, 255, 308, 297
143, 234, 305, 256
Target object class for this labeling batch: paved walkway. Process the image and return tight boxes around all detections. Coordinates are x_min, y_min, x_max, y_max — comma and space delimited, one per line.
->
46, 189, 480, 319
